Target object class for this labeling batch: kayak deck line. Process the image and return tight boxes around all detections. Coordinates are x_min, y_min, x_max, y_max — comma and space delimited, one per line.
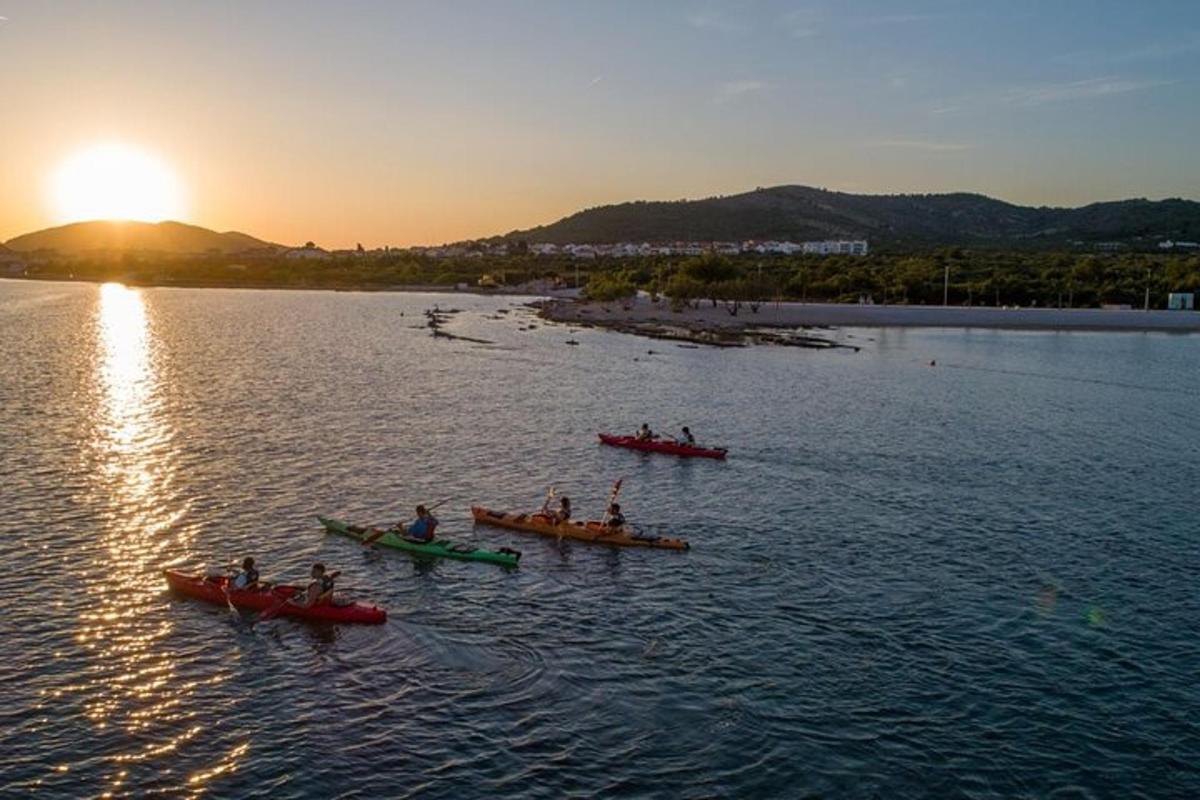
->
163, 569, 387, 624
319, 516, 522, 567
598, 433, 728, 460
470, 506, 690, 551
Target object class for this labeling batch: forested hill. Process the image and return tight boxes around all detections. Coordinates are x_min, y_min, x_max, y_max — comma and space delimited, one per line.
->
506, 185, 1200, 247
5, 220, 276, 255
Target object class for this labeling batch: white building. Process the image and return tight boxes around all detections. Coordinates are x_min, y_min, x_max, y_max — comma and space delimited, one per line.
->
285, 244, 332, 260
802, 240, 869, 256
566, 244, 597, 259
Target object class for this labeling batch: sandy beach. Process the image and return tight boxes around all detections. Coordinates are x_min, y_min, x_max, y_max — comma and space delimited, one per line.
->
541, 297, 1200, 333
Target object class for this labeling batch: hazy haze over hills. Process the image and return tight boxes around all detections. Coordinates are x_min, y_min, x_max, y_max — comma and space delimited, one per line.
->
507, 186, 1200, 247
4, 221, 277, 254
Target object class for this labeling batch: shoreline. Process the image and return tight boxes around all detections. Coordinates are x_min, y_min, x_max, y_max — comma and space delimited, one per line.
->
0, 274, 571, 298
6, 275, 1199, 333
538, 297, 1200, 335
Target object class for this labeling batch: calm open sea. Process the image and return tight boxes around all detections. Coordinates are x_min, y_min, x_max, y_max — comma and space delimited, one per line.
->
1, 279, 1197, 799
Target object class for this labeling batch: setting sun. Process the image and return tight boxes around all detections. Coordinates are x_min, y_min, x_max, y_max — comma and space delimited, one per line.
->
49, 143, 185, 224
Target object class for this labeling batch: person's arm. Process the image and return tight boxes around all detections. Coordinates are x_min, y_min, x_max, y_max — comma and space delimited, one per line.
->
288, 584, 316, 608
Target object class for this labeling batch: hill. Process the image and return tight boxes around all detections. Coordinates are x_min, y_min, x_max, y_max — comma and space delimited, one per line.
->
506, 186, 1200, 247
4, 220, 278, 254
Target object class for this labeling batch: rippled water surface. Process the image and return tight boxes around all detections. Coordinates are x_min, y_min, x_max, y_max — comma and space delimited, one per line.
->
2, 279, 1198, 798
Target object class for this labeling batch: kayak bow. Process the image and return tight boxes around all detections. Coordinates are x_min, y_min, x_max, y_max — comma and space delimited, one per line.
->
164, 570, 386, 624
319, 516, 521, 567
598, 433, 727, 460
470, 506, 689, 551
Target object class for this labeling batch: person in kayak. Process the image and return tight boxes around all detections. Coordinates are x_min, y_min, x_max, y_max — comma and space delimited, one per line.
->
635, 423, 655, 441
293, 563, 340, 608
400, 505, 439, 543
540, 496, 571, 524
230, 557, 261, 591
676, 426, 696, 446
604, 502, 626, 530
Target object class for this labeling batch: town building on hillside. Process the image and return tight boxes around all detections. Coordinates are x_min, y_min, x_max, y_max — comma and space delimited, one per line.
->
285, 243, 332, 260
565, 244, 597, 259
526, 237, 876, 258
803, 240, 869, 256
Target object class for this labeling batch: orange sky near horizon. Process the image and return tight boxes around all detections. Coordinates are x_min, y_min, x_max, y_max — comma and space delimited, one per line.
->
2, 2, 1197, 249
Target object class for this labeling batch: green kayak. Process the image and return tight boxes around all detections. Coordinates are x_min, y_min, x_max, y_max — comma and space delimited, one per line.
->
318, 516, 521, 567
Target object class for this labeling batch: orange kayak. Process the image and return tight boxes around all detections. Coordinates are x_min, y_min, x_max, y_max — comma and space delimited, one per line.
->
470, 506, 689, 551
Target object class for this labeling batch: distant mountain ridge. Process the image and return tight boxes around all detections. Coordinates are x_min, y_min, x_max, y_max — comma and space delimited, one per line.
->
4, 220, 278, 254
507, 185, 1200, 247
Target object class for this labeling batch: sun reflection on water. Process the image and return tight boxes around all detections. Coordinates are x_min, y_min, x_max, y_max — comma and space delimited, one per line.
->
62, 284, 243, 794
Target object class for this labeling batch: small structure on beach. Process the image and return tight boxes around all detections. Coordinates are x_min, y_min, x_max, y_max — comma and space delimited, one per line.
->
1167, 292, 1196, 311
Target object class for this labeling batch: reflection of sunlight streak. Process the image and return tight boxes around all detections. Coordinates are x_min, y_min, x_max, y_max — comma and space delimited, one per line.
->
186, 741, 250, 797
65, 284, 238, 794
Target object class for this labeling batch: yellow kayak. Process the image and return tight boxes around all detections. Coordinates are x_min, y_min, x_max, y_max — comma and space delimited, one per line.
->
470, 506, 689, 551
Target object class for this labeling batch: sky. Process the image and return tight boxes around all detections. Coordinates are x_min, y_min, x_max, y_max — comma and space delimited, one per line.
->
1, 0, 1198, 247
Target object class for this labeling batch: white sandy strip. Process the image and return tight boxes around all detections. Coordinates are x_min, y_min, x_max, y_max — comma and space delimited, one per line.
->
550, 298, 1200, 332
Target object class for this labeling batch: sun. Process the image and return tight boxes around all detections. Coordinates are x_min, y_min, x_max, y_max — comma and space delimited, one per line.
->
50, 143, 186, 224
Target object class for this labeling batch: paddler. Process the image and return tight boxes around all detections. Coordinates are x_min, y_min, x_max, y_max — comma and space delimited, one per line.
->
230, 557, 261, 591
676, 426, 696, 446
547, 496, 571, 524
635, 423, 655, 441
604, 502, 626, 530
399, 505, 439, 543
292, 563, 339, 608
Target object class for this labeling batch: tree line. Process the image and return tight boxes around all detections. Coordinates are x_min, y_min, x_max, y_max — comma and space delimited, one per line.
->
18, 248, 1200, 309
582, 250, 1200, 309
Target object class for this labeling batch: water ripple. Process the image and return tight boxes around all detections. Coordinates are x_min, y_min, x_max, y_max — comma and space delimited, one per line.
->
1, 281, 1198, 798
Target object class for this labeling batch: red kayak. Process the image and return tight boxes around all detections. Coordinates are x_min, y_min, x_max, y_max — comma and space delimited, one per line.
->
598, 433, 727, 460
164, 570, 387, 625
